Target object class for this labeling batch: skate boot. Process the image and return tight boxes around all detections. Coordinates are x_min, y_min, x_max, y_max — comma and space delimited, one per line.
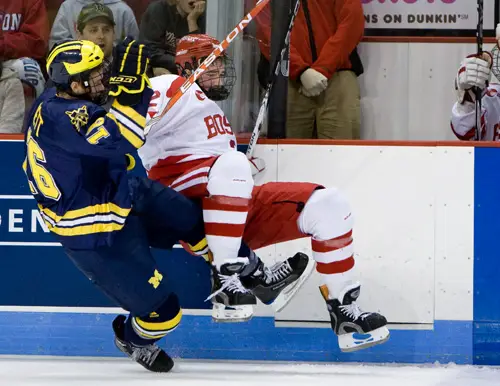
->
112, 315, 174, 372
320, 283, 390, 352
209, 263, 257, 323
240, 252, 315, 312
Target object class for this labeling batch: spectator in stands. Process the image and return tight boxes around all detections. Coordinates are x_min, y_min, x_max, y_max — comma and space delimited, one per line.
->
124, 0, 156, 24
3, 57, 45, 128
49, 0, 139, 50
255, 0, 364, 139
139, 0, 206, 76
45, 3, 116, 107
0, 0, 49, 132
0, 62, 25, 133
78, 3, 117, 105
76, 3, 115, 59
46, 0, 65, 28
0, 0, 50, 62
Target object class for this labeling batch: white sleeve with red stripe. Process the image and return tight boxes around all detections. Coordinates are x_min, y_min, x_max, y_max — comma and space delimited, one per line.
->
451, 84, 500, 141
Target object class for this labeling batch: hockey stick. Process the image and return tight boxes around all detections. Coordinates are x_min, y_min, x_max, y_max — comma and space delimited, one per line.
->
474, 0, 484, 141
146, 0, 271, 132
246, 0, 300, 159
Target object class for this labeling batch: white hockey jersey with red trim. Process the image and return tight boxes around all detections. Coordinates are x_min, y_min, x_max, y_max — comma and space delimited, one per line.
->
139, 74, 237, 171
451, 83, 500, 141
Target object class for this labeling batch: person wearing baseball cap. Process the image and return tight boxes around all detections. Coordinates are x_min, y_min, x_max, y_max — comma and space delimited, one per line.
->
76, 3, 116, 59
49, 0, 139, 52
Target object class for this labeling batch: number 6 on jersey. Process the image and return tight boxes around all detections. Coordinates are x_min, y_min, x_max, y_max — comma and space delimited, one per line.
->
25, 128, 61, 201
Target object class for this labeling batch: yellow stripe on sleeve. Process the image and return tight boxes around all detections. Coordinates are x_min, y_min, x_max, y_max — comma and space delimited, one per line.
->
117, 122, 144, 149
111, 100, 146, 128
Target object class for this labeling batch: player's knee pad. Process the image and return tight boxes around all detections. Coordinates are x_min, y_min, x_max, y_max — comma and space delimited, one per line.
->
207, 151, 254, 198
131, 293, 182, 340
299, 187, 353, 238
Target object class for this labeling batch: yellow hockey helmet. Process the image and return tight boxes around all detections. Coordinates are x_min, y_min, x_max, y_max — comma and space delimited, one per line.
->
46, 40, 104, 87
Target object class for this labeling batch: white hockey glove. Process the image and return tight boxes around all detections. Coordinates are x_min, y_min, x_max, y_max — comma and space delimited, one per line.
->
299, 68, 328, 97
249, 157, 266, 177
455, 53, 492, 104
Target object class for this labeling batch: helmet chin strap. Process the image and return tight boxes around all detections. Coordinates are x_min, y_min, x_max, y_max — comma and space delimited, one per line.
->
203, 86, 230, 101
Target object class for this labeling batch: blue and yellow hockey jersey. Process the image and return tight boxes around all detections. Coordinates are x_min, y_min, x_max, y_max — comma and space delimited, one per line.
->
23, 88, 153, 249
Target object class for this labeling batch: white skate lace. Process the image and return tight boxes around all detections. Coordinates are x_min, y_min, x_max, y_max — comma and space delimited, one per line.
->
264, 261, 292, 284
205, 274, 248, 301
131, 344, 161, 366
339, 302, 369, 321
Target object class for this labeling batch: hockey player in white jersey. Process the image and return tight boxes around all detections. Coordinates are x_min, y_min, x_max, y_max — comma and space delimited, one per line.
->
140, 34, 390, 352
451, 26, 500, 141
143, 34, 313, 324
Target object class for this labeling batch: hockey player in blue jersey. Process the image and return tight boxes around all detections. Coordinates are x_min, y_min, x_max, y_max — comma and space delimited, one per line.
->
23, 38, 208, 373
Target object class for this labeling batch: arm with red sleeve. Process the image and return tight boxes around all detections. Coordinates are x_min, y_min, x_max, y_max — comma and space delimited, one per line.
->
253, 3, 272, 60
0, 0, 49, 60
289, 0, 364, 81
312, 0, 364, 79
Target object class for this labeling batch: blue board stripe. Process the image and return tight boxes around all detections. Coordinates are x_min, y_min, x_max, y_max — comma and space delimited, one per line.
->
0, 312, 472, 364
473, 147, 500, 365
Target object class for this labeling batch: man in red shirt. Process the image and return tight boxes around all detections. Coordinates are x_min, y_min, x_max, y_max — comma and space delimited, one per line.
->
0, 0, 49, 61
256, 0, 364, 139
0, 0, 48, 132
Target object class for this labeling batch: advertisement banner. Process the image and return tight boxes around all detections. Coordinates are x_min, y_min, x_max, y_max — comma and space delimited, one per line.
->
362, 0, 496, 33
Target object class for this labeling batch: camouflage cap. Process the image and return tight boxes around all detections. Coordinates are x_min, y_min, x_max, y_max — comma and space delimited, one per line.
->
77, 3, 115, 32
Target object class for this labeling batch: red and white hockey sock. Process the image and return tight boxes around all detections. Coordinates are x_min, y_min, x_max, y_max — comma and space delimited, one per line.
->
313, 232, 356, 300
204, 151, 254, 269
298, 187, 357, 300
203, 195, 250, 269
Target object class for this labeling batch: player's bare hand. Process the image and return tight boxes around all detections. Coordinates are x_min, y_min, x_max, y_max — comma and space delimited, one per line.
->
187, 0, 206, 21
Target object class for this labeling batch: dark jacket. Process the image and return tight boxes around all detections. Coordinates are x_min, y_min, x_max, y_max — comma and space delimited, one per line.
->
139, 0, 206, 73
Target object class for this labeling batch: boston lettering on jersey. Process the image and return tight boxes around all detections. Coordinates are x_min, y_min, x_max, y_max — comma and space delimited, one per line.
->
204, 114, 233, 139
1, 13, 22, 31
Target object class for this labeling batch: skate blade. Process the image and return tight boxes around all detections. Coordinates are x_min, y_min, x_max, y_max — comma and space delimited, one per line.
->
339, 326, 390, 352
272, 258, 316, 313
212, 303, 254, 323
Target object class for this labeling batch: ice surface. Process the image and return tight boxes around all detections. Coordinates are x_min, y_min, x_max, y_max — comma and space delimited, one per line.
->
0, 357, 498, 386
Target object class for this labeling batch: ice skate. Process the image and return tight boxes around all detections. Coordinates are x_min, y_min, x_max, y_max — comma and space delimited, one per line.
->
240, 252, 315, 311
112, 315, 174, 372
209, 264, 257, 323
320, 283, 390, 352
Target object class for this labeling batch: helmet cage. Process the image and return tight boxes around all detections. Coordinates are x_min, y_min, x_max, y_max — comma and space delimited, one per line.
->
60, 64, 106, 104
177, 54, 236, 101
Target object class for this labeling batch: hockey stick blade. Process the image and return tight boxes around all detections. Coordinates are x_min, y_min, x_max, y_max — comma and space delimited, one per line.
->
246, 0, 301, 159
146, 0, 271, 133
